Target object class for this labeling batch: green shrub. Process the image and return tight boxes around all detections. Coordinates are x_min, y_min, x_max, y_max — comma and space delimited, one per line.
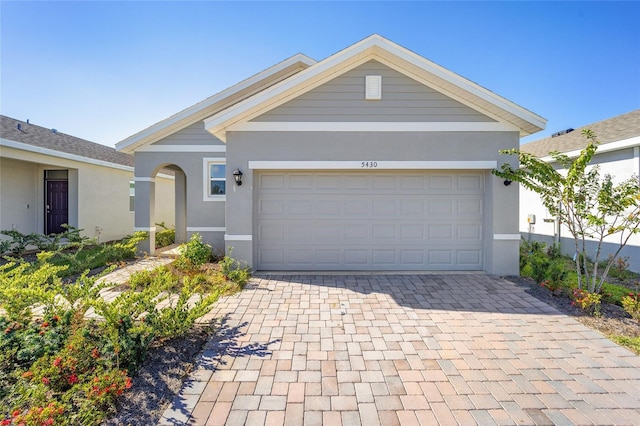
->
219, 253, 251, 288
0, 229, 41, 256
150, 276, 221, 339
155, 222, 175, 249
175, 233, 212, 270
155, 228, 175, 249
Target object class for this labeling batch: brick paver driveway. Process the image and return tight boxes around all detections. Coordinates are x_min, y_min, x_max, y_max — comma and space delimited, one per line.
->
160, 274, 640, 425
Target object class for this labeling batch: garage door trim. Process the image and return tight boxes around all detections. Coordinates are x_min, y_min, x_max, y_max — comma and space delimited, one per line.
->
249, 160, 497, 170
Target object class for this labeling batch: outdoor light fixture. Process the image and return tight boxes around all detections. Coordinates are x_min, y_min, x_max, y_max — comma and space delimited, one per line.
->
503, 180, 512, 186
233, 168, 243, 186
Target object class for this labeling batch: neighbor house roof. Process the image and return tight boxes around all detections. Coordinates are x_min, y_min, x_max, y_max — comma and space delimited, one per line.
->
204, 34, 547, 142
520, 109, 640, 158
1, 115, 135, 169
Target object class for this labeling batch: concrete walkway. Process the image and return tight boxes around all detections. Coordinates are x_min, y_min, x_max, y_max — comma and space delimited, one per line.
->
159, 274, 640, 425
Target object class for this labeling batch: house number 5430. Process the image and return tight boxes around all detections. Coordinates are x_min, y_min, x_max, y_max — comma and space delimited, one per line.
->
361, 161, 378, 168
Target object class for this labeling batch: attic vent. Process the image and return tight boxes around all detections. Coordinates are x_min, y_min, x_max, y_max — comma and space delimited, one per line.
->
365, 75, 382, 100
551, 128, 574, 138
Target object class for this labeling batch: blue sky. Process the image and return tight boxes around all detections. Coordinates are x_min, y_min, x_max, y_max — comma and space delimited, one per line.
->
1, 1, 639, 147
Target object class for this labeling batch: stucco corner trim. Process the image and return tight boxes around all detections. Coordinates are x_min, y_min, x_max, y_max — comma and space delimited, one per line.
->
224, 234, 253, 241
248, 160, 498, 170
187, 227, 226, 232
493, 234, 521, 241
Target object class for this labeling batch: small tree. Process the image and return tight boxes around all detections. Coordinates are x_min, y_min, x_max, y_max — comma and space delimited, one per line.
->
493, 129, 640, 293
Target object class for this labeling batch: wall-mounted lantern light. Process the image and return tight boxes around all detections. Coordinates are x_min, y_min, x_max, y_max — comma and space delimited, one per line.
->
503, 180, 512, 186
233, 168, 243, 186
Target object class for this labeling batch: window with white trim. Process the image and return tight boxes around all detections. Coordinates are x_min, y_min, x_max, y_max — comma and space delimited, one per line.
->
205, 160, 226, 200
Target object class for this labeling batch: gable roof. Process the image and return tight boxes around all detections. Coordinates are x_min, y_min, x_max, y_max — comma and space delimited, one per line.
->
204, 34, 547, 142
520, 110, 640, 158
116, 53, 316, 154
1, 115, 134, 169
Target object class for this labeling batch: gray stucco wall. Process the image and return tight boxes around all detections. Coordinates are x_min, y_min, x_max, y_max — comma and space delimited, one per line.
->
134, 150, 226, 254
225, 130, 520, 274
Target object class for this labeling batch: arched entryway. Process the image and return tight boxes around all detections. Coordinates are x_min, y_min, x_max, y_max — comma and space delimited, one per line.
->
134, 163, 187, 254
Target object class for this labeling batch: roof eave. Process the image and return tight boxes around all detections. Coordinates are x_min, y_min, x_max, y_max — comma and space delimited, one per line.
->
205, 34, 546, 141
116, 53, 317, 154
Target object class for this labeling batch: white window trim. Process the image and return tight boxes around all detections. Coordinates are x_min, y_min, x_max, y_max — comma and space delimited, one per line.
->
203, 158, 227, 202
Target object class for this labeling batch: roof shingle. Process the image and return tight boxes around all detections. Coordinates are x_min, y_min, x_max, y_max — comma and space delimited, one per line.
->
520, 110, 640, 157
1, 115, 134, 167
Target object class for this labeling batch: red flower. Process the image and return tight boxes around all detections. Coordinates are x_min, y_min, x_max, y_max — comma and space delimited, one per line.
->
42, 377, 50, 385
125, 377, 132, 389
21, 371, 33, 379
52, 315, 60, 322
12, 410, 21, 417
68, 374, 79, 385
91, 348, 100, 359
41, 322, 49, 328
53, 357, 62, 367
2, 419, 11, 425
45, 419, 54, 426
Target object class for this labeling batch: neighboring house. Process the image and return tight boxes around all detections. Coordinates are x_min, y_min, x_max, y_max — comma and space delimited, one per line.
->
520, 110, 640, 271
117, 34, 546, 275
0, 115, 175, 244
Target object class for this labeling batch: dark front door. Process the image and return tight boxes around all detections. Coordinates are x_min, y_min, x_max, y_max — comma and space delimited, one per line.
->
46, 180, 68, 234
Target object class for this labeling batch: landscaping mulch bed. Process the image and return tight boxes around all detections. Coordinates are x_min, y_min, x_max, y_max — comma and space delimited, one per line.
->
103, 324, 215, 426
505, 275, 640, 340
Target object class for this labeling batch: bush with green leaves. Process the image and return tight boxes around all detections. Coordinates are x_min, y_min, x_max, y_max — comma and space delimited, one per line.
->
155, 222, 176, 249
0, 230, 41, 256
219, 253, 251, 288
175, 233, 212, 270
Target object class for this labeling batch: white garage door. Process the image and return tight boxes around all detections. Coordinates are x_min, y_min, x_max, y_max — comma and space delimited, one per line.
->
256, 171, 484, 271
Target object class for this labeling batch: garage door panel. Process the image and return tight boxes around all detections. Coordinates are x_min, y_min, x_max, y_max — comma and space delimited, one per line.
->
458, 175, 483, 190
457, 224, 482, 240
429, 250, 453, 265
345, 249, 368, 265
256, 171, 484, 270
259, 199, 285, 215
400, 200, 424, 215
428, 224, 453, 239
259, 174, 285, 189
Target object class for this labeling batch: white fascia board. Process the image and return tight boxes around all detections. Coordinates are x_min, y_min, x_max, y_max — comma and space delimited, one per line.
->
1, 138, 133, 172
539, 135, 640, 162
205, 45, 373, 141
371, 39, 547, 132
116, 53, 317, 153
248, 160, 497, 170
230, 121, 519, 133
205, 34, 546, 141
137, 144, 226, 153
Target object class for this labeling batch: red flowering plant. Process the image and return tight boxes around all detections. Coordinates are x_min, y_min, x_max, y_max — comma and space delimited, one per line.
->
86, 369, 133, 404
6, 401, 66, 426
